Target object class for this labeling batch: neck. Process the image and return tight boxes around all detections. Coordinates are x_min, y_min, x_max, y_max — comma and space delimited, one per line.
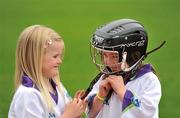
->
44, 78, 55, 94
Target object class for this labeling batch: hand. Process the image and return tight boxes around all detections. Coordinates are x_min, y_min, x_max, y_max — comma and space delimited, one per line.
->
98, 79, 111, 98
106, 75, 126, 101
74, 90, 85, 99
62, 98, 84, 118
74, 90, 87, 117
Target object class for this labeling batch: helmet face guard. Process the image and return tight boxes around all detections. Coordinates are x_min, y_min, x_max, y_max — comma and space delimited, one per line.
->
91, 33, 147, 74
90, 45, 121, 75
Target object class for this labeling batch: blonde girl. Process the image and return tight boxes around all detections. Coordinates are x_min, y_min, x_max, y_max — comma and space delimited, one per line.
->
9, 25, 85, 118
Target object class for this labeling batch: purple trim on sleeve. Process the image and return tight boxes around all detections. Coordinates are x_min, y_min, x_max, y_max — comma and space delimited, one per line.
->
135, 64, 152, 79
122, 90, 134, 111
22, 75, 58, 104
121, 64, 151, 111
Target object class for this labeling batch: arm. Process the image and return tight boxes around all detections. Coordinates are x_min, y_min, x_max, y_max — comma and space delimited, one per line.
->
88, 95, 104, 118
107, 74, 161, 118
88, 79, 111, 118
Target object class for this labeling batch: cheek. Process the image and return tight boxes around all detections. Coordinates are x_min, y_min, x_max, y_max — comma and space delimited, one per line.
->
42, 58, 52, 73
42, 62, 57, 78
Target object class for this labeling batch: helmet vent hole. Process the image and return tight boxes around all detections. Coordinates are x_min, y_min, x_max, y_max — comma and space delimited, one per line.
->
108, 26, 124, 34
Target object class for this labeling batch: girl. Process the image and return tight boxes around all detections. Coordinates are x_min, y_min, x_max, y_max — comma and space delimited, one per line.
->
9, 25, 85, 118
82, 19, 165, 118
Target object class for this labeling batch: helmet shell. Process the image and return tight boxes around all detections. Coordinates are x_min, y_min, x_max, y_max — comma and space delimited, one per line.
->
91, 19, 148, 65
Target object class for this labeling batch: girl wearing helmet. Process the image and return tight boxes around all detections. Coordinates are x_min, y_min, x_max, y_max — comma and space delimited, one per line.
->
82, 19, 165, 118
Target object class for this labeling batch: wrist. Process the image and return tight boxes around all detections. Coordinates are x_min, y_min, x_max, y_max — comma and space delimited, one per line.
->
96, 93, 105, 102
117, 87, 126, 101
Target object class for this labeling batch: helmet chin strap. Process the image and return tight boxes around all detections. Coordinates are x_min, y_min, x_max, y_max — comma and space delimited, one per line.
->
121, 52, 144, 72
100, 41, 166, 75
103, 52, 143, 75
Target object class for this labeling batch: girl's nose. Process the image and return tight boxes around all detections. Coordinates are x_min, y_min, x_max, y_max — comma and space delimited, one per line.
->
57, 58, 62, 65
104, 57, 110, 64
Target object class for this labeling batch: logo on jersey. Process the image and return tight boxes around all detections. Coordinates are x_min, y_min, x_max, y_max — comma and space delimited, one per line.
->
49, 113, 56, 118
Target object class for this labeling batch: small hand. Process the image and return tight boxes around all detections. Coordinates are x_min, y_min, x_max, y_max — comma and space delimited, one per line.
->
62, 98, 85, 118
98, 79, 112, 98
74, 90, 86, 99
106, 75, 126, 101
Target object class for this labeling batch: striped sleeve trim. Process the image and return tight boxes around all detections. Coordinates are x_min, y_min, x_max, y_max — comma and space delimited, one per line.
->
122, 90, 141, 112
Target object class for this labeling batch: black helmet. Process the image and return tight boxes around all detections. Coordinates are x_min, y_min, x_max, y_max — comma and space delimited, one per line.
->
91, 19, 165, 75
91, 19, 148, 75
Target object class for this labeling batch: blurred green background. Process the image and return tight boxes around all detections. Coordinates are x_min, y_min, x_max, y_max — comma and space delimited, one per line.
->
0, 0, 180, 117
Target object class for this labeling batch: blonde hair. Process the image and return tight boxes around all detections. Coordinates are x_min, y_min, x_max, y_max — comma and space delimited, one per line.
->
15, 25, 64, 111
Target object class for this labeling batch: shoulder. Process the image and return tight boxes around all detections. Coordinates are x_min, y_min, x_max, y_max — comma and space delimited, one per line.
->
9, 85, 47, 117
128, 72, 161, 93
15, 85, 42, 99
11, 85, 46, 110
140, 72, 161, 87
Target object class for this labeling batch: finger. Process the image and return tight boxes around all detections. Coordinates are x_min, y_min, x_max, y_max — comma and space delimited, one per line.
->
74, 90, 81, 98
106, 77, 113, 83
84, 97, 88, 103
109, 75, 123, 79
73, 98, 78, 104
78, 90, 85, 98
77, 99, 84, 108
106, 78, 115, 88
77, 98, 82, 104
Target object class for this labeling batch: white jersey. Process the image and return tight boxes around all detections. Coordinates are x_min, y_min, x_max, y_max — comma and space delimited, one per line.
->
8, 78, 71, 118
87, 64, 161, 118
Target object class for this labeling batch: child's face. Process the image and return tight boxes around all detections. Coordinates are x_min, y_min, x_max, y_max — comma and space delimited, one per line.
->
102, 51, 120, 72
42, 41, 64, 78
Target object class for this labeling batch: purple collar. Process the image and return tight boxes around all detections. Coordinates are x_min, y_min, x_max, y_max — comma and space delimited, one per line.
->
22, 75, 34, 87
22, 75, 58, 104
135, 64, 153, 79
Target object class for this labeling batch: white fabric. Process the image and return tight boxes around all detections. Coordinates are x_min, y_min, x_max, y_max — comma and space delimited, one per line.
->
8, 84, 71, 118
87, 72, 161, 118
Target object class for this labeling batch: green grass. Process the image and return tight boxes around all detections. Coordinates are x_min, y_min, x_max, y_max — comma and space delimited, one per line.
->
0, 0, 180, 117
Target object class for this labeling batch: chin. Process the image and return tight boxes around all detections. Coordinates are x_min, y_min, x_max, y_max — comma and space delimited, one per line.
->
47, 72, 58, 79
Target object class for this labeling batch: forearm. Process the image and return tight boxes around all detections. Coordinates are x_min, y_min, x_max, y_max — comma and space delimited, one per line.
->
88, 96, 104, 118
116, 87, 126, 101
60, 113, 71, 118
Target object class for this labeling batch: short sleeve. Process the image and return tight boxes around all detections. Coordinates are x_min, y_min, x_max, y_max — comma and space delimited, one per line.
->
122, 73, 161, 118
9, 87, 47, 118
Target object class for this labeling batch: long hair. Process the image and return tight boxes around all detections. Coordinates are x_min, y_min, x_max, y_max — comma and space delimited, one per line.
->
15, 25, 65, 111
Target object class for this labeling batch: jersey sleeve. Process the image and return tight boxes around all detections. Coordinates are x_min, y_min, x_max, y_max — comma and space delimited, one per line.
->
9, 87, 46, 118
87, 75, 104, 99
122, 74, 161, 118
86, 75, 103, 116
60, 83, 72, 103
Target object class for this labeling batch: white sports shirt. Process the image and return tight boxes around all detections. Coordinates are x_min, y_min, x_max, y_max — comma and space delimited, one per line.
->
8, 75, 71, 118
87, 64, 161, 118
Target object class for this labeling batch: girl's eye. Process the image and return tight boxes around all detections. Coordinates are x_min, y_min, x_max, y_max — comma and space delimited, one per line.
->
112, 55, 118, 58
53, 55, 58, 58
